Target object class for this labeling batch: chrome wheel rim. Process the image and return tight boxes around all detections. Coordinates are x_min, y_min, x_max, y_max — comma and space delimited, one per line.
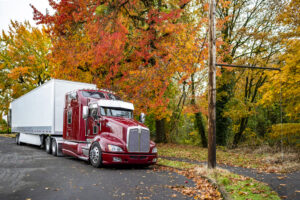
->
90, 146, 99, 163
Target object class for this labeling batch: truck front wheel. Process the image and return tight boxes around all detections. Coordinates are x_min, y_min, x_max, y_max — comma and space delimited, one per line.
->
89, 142, 102, 168
45, 136, 52, 154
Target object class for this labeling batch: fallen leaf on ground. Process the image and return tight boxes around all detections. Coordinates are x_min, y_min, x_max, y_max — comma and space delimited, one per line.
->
277, 176, 287, 180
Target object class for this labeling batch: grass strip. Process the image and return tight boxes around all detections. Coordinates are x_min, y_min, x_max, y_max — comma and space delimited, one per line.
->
0, 133, 16, 138
157, 143, 300, 173
158, 158, 280, 200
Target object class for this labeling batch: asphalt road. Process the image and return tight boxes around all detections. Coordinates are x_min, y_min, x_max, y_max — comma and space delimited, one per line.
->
0, 137, 194, 200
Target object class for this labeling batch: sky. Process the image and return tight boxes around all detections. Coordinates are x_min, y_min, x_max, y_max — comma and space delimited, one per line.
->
0, 0, 53, 32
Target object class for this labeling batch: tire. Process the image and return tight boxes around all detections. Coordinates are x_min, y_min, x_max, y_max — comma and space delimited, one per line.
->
45, 136, 52, 154
15, 133, 20, 145
52, 139, 57, 156
89, 142, 102, 168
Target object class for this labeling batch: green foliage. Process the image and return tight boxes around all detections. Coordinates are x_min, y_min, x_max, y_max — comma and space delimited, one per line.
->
95, 5, 109, 15
0, 118, 7, 125
168, 113, 207, 146
0, 128, 10, 134
144, 113, 157, 139
216, 70, 235, 146
0, 118, 9, 133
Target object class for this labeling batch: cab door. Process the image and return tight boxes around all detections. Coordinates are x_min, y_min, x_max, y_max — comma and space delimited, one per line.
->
87, 105, 99, 139
66, 92, 79, 140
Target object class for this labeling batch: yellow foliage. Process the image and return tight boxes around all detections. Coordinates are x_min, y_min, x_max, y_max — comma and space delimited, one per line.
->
268, 123, 300, 146
259, 0, 300, 120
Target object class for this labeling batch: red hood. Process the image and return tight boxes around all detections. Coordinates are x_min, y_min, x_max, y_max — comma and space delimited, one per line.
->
104, 116, 147, 128
102, 116, 147, 141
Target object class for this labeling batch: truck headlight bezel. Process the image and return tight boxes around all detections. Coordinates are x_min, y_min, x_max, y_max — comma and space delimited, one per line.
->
152, 147, 157, 153
107, 144, 124, 152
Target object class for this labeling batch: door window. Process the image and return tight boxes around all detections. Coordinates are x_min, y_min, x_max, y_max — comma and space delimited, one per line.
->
67, 109, 72, 124
93, 125, 98, 134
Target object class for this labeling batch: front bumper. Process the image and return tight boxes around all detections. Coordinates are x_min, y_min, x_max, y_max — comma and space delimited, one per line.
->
102, 152, 157, 165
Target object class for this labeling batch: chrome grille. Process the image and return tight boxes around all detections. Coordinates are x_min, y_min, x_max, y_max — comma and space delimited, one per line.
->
140, 129, 150, 152
127, 128, 150, 152
128, 128, 139, 152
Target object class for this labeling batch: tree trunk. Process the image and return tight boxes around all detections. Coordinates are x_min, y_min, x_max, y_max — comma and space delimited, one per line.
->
155, 118, 166, 143
232, 117, 249, 147
232, 74, 266, 147
195, 112, 207, 147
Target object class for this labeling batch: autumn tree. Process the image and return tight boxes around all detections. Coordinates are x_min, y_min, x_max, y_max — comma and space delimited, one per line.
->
0, 21, 51, 116
165, 0, 210, 146
215, 0, 284, 146
31, 0, 193, 142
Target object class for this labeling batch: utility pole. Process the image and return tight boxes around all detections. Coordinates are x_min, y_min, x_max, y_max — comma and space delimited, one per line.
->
208, 0, 216, 168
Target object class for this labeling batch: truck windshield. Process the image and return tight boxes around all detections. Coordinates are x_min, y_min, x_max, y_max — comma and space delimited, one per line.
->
100, 107, 133, 119
82, 91, 105, 99
107, 93, 121, 100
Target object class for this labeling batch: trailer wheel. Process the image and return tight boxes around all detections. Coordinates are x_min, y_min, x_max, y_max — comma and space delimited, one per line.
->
45, 136, 52, 154
52, 139, 57, 156
89, 142, 102, 168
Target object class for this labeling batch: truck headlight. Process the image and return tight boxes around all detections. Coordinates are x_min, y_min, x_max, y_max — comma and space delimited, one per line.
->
108, 144, 123, 152
152, 147, 157, 153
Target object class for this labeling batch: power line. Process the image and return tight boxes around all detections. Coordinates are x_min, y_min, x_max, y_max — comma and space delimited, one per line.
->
216, 64, 281, 71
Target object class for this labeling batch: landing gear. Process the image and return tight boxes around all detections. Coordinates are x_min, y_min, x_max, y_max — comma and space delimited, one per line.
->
45, 136, 52, 154
89, 142, 102, 168
15, 133, 21, 145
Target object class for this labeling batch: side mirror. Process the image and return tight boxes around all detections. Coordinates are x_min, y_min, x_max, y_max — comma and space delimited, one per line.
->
69, 92, 77, 100
139, 113, 145, 124
82, 106, 88, 119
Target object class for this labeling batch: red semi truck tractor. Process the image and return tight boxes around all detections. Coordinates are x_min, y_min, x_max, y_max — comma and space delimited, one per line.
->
10, 79, 157, 167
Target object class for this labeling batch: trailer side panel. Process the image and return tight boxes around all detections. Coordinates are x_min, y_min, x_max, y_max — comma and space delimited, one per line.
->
11, 81, 54, 134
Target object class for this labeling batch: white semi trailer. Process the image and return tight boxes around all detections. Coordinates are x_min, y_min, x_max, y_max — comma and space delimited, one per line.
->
10, 79, 96, 146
